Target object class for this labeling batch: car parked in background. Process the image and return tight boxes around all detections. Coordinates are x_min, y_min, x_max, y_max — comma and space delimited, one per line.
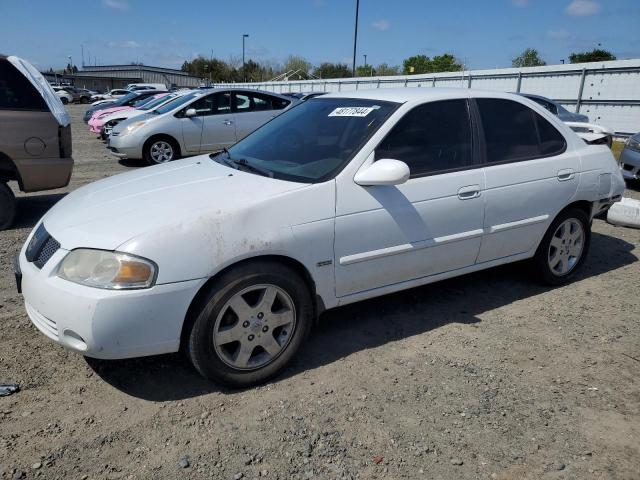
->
98, 91, 189, 139
18, 88, 624, 387
519, 93, 589, 123
0, 55, 73, 230
127, 83, 166, 91
108, 88, 294, 164
83, 89, 167, 123
52, 86, 73, 105
88, 93, 169, 135
63, 86, 92, 104
619, 132, 640, 181
90, 88, 130, 104
282, 92, 327, 101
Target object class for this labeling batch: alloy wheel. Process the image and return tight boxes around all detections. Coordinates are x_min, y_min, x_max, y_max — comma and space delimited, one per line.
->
149, 141, 174, 163
547, 218, 584, 276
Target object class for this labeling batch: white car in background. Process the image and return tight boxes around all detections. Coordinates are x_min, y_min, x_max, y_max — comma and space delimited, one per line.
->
52, 86, 73, 105
17, 89, 624, 387
90, 88, 130, 105
108, 88, 294, 164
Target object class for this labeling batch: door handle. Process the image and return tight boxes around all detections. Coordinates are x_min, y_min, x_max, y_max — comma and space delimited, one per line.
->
457, 185, 481, 200
223, 119, 234, 126
557, 168, 575, 181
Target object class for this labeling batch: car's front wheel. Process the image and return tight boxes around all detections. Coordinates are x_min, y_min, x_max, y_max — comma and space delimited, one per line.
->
533, 208, 591, 285
0, 182, 16, 231
186, 261, 313, 387
143, 138, 179, 165
60, 97, 69, 105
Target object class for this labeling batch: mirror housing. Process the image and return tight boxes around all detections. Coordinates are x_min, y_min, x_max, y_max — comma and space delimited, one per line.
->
354, 159, 410, 186
185, 108, 197, 117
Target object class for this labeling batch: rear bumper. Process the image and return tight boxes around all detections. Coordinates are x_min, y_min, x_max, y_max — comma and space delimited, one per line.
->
14, 156, 73, 193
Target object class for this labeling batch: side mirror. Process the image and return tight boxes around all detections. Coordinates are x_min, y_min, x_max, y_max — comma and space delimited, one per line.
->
185, 108, 197, 117
354, 158, 410, 186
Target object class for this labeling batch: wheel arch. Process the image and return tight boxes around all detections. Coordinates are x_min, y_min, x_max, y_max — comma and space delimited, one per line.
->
179, 254, 323, 352
143, 133, 182, 158
532, 200, 593, 254
0, 152, 24, 190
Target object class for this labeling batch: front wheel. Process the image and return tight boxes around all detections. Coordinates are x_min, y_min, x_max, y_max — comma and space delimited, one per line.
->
532, 208, 591, 285
0, 182, 16, 231
143, 138, 178, 165
186, 261, 313, 387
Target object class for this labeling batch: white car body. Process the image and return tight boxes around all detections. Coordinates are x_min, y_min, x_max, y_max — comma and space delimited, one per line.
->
127, 83, 166, 91
90, 89, 130, 105
52, 86, 73, 104
19, 88, 624, 363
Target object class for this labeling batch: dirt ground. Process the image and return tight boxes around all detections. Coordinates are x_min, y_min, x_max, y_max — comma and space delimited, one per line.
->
1, 105, 639, 480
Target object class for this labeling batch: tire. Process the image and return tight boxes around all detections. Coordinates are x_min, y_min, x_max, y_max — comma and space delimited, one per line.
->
532, 208, 591, 286
143, 137, 179, 165
0, 182, 16, 231
60, 97, 69, 105
80, 97, 89, 104
186, 261, 314, 387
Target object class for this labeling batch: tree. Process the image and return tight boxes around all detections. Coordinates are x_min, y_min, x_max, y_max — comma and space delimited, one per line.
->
403, 53, 463, 74
403, 55, 431, 74
313, 62, 351, 79
512, 48, 546, 68
356, 64, 375, 77
376, 63, 400, 76
281, 55, 312, 78
569, 48, 616, 64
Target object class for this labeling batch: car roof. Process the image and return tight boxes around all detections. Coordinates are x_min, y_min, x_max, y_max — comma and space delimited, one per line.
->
196, 87, 292, 100
321, 87, 530, 104
519, 92, 557, 103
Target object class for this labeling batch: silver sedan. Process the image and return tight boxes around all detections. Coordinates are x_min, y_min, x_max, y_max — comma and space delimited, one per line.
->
109, 89, 296, 165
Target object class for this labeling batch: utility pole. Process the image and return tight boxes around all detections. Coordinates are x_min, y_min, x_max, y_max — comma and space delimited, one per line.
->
81, 44, 85, 68
352, 0, 359, 77
242, 34, 249, 82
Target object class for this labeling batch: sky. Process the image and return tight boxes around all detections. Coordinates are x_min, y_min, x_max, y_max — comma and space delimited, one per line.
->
0, 0, 639, 72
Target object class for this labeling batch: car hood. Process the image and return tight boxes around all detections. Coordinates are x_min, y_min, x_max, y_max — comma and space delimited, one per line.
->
42, 156, 308, 251
95, 106, 132, 118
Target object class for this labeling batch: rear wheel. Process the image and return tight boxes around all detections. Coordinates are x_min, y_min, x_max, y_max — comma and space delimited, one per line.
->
0, 182, 16, 231
143, 137, 179, 165
80, 96, 89, 104
186, 261, 314, 387
60, 97, 69, 105
532, 208, 591, 285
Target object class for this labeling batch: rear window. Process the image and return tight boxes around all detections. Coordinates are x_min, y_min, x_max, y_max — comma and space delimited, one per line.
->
0, 60, 48, 111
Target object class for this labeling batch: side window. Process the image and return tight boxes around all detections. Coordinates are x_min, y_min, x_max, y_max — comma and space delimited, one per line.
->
476, 98, 540, 163
535, 111, 566, 156
531, 97, 558, 115
0, 60, 48, 111
234, 93, 252, 112
476, 98, 566, 163
188, 93, 231, 116
271, 96, 290, 110
375, 99, 473, 177
252, 93, 271, 111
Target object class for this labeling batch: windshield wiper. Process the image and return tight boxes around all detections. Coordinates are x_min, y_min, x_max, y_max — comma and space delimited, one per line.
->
209, 148, 236, 169
231, 158, 274, 178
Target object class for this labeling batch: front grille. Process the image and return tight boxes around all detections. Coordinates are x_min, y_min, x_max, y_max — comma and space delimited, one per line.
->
26, 224, 60, 269
34, 236, 61, 269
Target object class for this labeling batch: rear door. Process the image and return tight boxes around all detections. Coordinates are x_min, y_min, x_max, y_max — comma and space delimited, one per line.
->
232, 91, 288, 140
474, 97, 579, 262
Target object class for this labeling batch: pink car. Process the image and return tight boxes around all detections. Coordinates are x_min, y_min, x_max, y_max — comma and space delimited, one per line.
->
88, 93, 168, 134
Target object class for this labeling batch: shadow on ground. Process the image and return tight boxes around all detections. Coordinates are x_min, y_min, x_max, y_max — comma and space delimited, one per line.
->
118, 158, 148, 168
87, 231, 637, 401
12, 193, 67, 229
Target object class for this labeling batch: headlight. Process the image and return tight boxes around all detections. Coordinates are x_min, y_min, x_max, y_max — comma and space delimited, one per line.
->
57, 249, 157, 290
625, 136, 640, 152
121, 120, 146, 136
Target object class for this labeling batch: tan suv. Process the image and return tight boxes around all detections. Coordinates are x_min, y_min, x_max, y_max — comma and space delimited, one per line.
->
0, 55, 73, 230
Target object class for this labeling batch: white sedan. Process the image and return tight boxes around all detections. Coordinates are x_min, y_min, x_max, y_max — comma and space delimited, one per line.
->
17, 88, 625, 387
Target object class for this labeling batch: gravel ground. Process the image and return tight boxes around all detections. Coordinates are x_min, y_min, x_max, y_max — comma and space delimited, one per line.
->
1, 105, 639, 480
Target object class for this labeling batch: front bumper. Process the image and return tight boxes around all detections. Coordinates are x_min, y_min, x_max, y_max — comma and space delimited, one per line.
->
620, 147, 640, 180
107, 134, 143, 160
88, 118, 103, 134
18, 244, 205, 360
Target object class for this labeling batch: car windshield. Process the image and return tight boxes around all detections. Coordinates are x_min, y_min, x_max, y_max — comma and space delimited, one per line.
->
153, 91, 200, 114
132, 95, 157, 108
139, 94, 172, 110
222, 98, 398, 183
114, 92, 139, 105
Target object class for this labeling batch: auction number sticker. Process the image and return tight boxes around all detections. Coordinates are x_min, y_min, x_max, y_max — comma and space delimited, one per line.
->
328, 106, 379, 117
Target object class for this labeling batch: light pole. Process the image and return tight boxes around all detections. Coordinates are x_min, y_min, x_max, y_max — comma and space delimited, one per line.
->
67, 55, 73, 73
242, 34, 249, 82
352, 0, 359, 77
363, 53, 367, 73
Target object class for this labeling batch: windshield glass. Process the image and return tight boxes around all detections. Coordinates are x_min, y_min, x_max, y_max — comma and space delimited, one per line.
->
138, 93, 173, 110
114, 92, 138, 105
224, 98, 398, 183
153, 91, 200, 114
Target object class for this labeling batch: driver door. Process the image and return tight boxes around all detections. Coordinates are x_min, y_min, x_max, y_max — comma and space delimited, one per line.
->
334, 98, 485, 297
